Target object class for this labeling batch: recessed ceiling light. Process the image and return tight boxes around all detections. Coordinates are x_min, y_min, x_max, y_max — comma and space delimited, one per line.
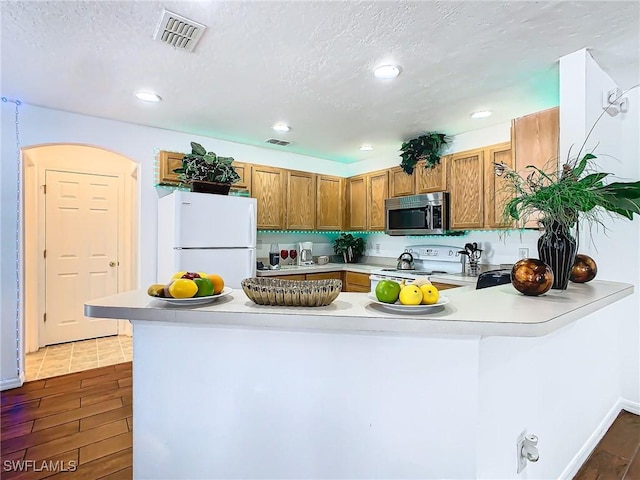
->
373, 64, 401, 80
360, 144, 374, 151
272, 122, 291, 133
470, 110, 492, 119
135, 91, 162, 102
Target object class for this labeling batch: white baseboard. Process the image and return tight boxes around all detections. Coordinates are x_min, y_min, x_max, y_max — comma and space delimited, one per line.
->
1, 373, 24, 391
619, 398, 640, 415
558, 397, 639, 480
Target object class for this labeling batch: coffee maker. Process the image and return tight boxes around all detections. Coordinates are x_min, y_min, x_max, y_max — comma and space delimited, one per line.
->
298, 242, 314, 266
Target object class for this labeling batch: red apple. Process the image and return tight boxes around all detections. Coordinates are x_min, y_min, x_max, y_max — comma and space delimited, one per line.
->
181, 272, 201, 280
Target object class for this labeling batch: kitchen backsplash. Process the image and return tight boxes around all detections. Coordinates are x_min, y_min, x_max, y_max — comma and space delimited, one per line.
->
257, 230, 542, 267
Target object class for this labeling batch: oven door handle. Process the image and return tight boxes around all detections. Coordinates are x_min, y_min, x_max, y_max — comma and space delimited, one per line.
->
425, 204, 433, 230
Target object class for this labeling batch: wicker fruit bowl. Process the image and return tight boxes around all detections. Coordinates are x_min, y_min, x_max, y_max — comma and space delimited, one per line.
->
241, 277, 342, 307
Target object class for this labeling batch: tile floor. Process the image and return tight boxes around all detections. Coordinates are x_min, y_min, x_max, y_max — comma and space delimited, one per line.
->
24, 335, 132, 381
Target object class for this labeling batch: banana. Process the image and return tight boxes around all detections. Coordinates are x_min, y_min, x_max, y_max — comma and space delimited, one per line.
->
410, 276, 432, 287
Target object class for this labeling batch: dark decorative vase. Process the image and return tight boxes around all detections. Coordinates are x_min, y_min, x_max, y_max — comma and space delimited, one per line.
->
537, 221, 578, 290
190, 181, 231, 195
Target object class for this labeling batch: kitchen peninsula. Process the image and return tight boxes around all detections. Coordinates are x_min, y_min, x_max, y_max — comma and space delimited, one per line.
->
86, 281, 633, 479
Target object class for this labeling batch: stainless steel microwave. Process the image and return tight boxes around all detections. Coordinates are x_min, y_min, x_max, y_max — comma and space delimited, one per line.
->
384, 192, 449, 236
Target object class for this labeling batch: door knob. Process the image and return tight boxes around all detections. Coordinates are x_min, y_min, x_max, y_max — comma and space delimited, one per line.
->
109, 261, 116, 267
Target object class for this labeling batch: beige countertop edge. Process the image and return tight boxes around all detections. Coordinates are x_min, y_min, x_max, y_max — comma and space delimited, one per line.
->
85, 280, 633, 338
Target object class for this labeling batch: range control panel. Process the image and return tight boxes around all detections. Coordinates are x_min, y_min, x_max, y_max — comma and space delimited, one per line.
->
404, 245, 462, 262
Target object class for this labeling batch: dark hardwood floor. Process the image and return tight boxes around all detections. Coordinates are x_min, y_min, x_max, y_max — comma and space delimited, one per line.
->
574, 410, 640, 480
1, 363, 132, 480
2, 363, 638, 480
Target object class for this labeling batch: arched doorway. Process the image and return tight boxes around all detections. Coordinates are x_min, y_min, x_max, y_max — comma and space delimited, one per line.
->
23, 144, 138, 374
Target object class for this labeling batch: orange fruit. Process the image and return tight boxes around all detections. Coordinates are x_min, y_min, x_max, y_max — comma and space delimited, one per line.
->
206, 274, 225, 294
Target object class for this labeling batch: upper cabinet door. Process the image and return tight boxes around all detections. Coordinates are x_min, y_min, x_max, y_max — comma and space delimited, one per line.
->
346, 175, 367, 231
286, 170, 316, 230
415, 159, 447, 193
367, 170, 389, 231
449, 149, 485, 230
512, 106, 559, 228
512, 106, 559, 174
389, 166, 415, 198
316, 175, 344, 231
484, 142, 513, 229
157, 151, 184, 185
231, 161, 252, 193
251, 165, 286, 230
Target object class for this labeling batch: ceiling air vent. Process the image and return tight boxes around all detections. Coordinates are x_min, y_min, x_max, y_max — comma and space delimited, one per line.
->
265, 138, 291, 146
154, 9, 206, 52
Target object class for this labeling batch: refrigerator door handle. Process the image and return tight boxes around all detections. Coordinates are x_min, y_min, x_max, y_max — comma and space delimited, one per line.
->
249, 248, 256, 278
248, 203, 256, 247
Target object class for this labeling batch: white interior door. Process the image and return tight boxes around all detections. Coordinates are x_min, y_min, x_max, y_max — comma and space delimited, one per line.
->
44, 170, 119, 345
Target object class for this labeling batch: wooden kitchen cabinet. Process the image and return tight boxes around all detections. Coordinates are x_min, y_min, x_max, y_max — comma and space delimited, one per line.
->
512, 106, 559, 228
430, 281, 460, 291
483, 142, 513, 228
316, 175, 344, 230
512, 106, 559, 174
271, 274, 306, 281
231, 161, 252, 193
368, 170, 389, 231
306, 272, 343, 281
389, 166, 415, 197
286, 170, 316, 230
346, 175, 367, 231
343, 271, 370, 292
157, 151, 184, 185
415, 158, 447, 194
251, 165, 286, 230
448, 148, 485, 229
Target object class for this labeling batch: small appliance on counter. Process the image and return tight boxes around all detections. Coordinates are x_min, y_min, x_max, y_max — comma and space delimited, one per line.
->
298, 242, 314, 266
384, 192, 449, 236
475, 269, 512, 289
369, 245, 462, 292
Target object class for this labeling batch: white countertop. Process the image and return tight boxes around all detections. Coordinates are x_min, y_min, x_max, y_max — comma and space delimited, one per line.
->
85, 280, 632, 338
256, 262, 477, 286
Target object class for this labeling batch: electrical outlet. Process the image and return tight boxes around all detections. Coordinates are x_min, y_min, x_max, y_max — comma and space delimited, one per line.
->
375, 243, 381, 254
518, 247, 529, 259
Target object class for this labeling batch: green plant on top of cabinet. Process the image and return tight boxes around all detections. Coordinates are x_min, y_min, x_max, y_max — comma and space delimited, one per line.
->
448, 148, 485, 229
251, 165, 286, 230
316, 175, 344, 230
286, 170, 316, 230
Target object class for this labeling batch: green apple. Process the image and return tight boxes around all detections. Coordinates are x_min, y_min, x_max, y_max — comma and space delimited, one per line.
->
375, 280, 401, 304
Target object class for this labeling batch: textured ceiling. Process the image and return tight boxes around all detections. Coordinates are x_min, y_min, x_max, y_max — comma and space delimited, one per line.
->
2, 1, 638, 164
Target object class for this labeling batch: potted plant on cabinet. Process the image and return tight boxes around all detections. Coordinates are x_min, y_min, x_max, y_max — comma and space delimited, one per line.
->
333, 233, 366, 263
399, 132, 449, 175
174, 142, 241, 194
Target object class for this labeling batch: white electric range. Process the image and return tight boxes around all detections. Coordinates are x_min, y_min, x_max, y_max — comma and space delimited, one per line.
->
369, 244, 464, 291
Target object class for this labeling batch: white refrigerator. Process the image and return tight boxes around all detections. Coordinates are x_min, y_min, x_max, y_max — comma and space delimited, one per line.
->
157, 191, 257, 288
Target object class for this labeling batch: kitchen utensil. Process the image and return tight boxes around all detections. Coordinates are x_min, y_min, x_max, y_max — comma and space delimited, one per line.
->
396, 252, 415, 270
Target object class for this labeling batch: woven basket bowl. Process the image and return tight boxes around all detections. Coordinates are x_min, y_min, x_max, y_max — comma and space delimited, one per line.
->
241, 277, 342, 307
